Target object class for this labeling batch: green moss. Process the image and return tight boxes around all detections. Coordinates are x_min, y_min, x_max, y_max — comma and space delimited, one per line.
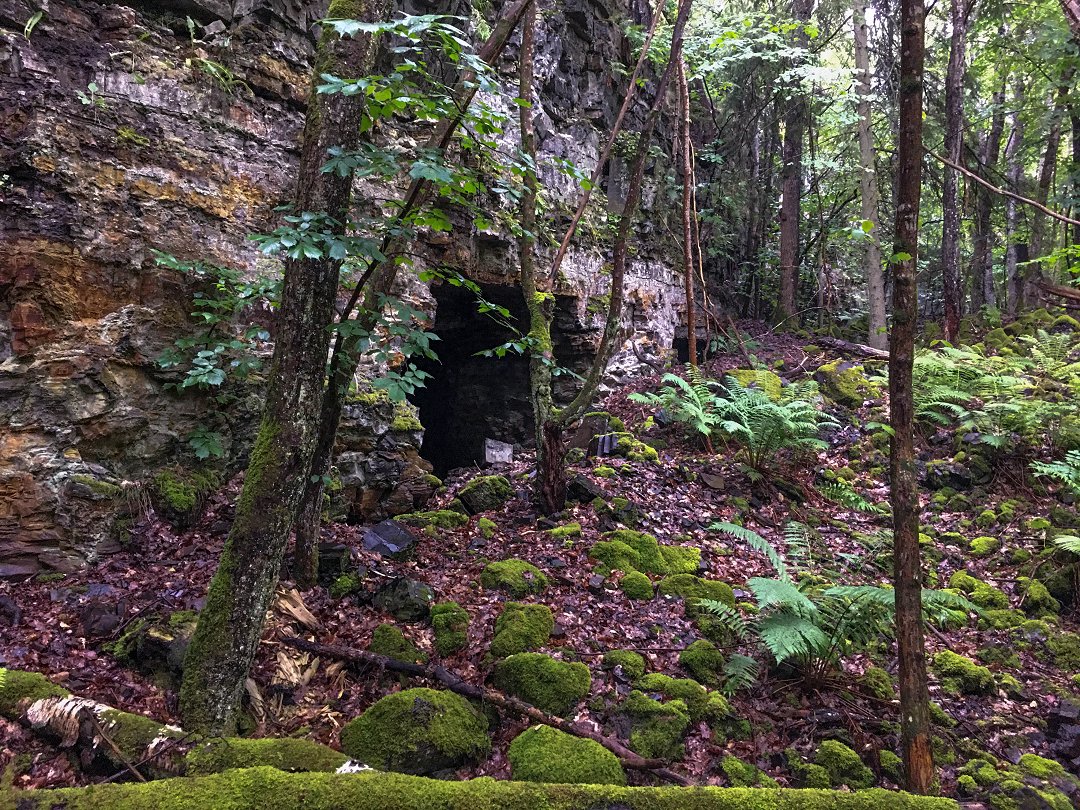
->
787, 749, 833, 789
1017, 577, 1059, 615
597, 531, 699, 575
948, 571, 1009, 610
394, 510, 469, 530
929, 702, 956, 729
13, 766, 965, 809
814, 740, 874, 789
594, 465, 617, 478
477, 517, 497, 539
0, 669, 70, 718
493, 653, 591, 716
430, 602, 469, 656
815, 360, 878, 408
621, 571, 654, 600
979, 609, 1025, 630
878, 751, 903, 784
589, 540, 642, 573
969, 535, 1000, 557
636, 673, 729, 723
679, 640, 725, 687
859, 666, 894, 700
150, 467, 219, 528
99, 708, 184, 771
507, 725, 627, 786
623, 690, 691, 760
185, 738, 348, 775
1017, 753, 1065, 779
330, 573, 363, 599
657, 575, 735, 611
339, 688, 490, 774
729, 369, 784, 402
931, 650, 994, 695
1047, 631, 1080, 670
720, 755, 779, 787
369, 624, 427, 664
458, 475, 513, 514
549, 522, 582, 540
491, 602, 553, 658
390, 401, 422, 431
480, 559, 548, 597
602, 650, 646, 681
70, 474, 123, 498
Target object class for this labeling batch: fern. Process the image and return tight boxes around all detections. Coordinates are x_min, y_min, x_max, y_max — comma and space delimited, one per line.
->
721, 654, 760, 696
1031, 450, 1080, 497
1051, 534, 1080, 554
711, 521, 790, 582
629, 365, 723, 442
695, 598, 751, 641
819, 480, 886, 514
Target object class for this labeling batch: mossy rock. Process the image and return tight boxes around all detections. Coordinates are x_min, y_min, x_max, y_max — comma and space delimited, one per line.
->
329, 573, 364, 600
859, 666, 894, 700
613, 433, 659, 463
0, 668, 70, 719
679, 640, 725, 687
493, 653, 591, 716
948, 571, 1009, 610
588, 539, 642, 573
480, 559, 548, 597
931, 650, 994, 695
458, 475, 513, 514
1047, 630, 1080, 670
657, 575, 735, 612
339, 688, 490, 775
477, 518, 497, 539
1018, 577, 1060, 616
12, 765, 967, 809
636, 673, 730, 724
968, 535, 1000, 557
878, 751, 904, 784
185, 738, 348, 776
787, 749, 832, 788
507, 725, 626, 786
602, 650, 646, 681
491, 602, 554, 658
621, 571, 654, 600
622, 690, 691, 760
815, 360, 878, 408
728, 369, 784, 402
720, 755, 779, 787
548, 522, 582, 540
149, 466, 219, 530
596, 530, 700, 575
394, 510, 469, 530
369, 624, 427, 665
430, 602, 469, 656
814, 740, 874, 789
105, 611, 198, 687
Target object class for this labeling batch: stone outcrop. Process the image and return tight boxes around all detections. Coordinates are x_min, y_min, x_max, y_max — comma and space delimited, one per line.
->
0, 0, 685, 571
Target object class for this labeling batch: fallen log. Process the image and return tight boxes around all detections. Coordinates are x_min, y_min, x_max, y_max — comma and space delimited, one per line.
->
279, 634, 692, 785
814, 336, 890, 360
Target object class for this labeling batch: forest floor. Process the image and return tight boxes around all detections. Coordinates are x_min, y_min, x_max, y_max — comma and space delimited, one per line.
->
2, 322, 1078, 800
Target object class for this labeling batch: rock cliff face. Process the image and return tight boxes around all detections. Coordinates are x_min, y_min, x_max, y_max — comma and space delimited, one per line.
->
0, 0, 684, 572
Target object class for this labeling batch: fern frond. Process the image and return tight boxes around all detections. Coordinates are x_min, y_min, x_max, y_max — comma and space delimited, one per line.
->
721, 654, 760, 696
695, 599, 751, 640
1051, 535, 1080, 554
711, 521, 790, 581
749, 577, 817, 616
757, 612, 831, 665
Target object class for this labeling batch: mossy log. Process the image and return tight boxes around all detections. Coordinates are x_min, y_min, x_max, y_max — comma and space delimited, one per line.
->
6, 766, 963, 809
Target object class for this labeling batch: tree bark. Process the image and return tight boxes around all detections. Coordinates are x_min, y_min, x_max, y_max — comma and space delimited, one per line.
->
179, 0, 388, 734
890, 0, 933, 792
969, 76, 1006, 312
854, 1, 886, 349
678, 58, 698, 367
774, 0, 813, 324
941, 0, 973, 342
1003, 79, 1025, 316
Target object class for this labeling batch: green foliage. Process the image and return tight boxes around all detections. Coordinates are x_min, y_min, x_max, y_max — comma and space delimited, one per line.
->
1032, 450, 1080, 497
629, 365, 726, 442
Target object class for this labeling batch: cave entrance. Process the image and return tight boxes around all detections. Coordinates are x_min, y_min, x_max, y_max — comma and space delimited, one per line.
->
409, 283, 533, 478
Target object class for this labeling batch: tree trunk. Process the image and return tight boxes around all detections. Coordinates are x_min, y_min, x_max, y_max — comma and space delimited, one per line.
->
941, 0, 973, 342
969, 75, 1006, 312
178, 0, 388, 734
1004, 79, 1025, 316
774, 0, 813, 324
855, 1, 886, 349
890, 0, 933, 792
678, 58, 698, 367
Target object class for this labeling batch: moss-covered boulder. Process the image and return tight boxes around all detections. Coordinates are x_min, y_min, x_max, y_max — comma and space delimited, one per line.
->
480, 559, 548, 597
968, 536, 1000, 557
430, 602, 470, 656
490, 602, 554, 658
815, 360, 878, 408
1018, 577, 1060, 616
493, 653, 591, 716
588, 539, 642, 573
622, 690, 691, 760
368, 624, 427, 664
679, 640, 725, 687
859, 666, 894, 700
601, 530, 700, 575
814, 740, 874, 789
507, 725, 626, 786
602, 650, 646, 681
329, 573, 364, 599
339, 688, 490, 775
394, 510, 469, 531
372, 578, 434, 622
621, 571, 654, 600
636, 673, 730, 724
186, 738, 348, 776
657, 575, 735, 611
458, 475, 513, 514
948, 570, 1009, 610
104, 610, 199, 688
786, 749, 832, 788
931, 650, 994, 695
149, 466, 219, 530
728, 369, 784, 401
720, 755, 779, 787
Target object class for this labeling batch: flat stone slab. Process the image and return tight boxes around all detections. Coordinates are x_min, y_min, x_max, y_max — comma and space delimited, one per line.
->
362, 520, 420, 558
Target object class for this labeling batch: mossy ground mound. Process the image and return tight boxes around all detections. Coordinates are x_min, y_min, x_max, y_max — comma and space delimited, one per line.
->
507, 725, 626, 786
493, 653, 591, 716
480, 559, 549, 597
490, 602, 554, 658
458, 475, 513, 514
430, 602, 470, 656
338, 688, 490, 775
185, 738, 348, 775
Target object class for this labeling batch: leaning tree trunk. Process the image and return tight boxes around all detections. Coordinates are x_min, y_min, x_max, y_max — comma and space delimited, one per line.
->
854, 0, 886, 349
178, 0, 387, 734
1003, 80, 1025, 316
941, 0, 973, 342
969, 75, 1006, 312
890, 0, 933, 792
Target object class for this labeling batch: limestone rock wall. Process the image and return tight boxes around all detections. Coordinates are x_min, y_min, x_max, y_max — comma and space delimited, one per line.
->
0, 0, 685, 573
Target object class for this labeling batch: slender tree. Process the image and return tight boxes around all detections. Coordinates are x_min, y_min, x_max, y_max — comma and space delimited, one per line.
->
890, 0, 934, 791
678, 57, 699, 367
969, 76, 1006, 312
941, 0, 974, 342
854, 0, 886, 349
1003, 79, 1025, 316
179, 0, 390, 733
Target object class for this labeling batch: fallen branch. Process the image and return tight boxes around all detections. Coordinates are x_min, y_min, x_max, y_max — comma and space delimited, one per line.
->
814, 336, 889, 360
279, 634, 691, 785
